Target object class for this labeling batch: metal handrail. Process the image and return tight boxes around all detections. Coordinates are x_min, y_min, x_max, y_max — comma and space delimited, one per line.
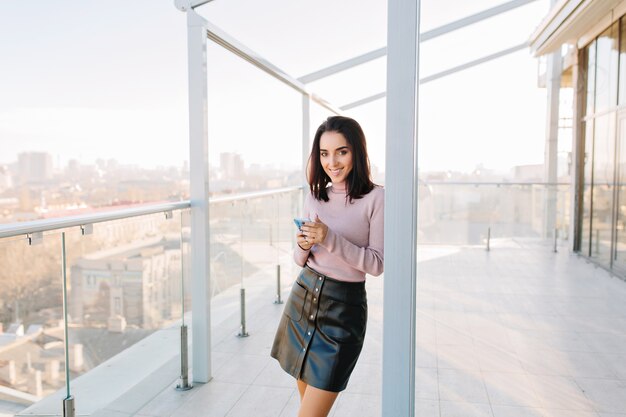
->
204, 21, 342, 115
0, 186, 303, 240
419, 181, 570, 186
0, 201, 191, 240
210, 185, 302, 204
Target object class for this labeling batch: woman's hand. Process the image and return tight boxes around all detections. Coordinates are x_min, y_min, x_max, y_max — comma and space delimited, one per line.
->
296, 231, 313, 250
299, 215, 328, 248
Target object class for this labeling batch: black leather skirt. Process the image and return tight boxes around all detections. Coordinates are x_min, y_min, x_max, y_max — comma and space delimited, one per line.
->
270, 266, 367, 392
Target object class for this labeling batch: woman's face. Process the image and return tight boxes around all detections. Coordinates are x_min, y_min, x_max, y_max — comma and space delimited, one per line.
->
319, 131, 353, 185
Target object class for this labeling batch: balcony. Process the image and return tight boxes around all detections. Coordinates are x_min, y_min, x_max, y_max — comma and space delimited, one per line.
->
2, 0, 626, 416
1, 183, 625, 416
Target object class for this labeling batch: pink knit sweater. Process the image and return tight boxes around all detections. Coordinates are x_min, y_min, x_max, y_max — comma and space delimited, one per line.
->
294, 184, 384, 282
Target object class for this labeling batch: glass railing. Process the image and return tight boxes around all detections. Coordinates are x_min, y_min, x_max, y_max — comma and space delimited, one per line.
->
2, 181, 574, 413
417, 182, 571, 245
208, 188, 303, 340
0, 203, 190, 416
0, 232, 66, 407
0, 186, 303, 416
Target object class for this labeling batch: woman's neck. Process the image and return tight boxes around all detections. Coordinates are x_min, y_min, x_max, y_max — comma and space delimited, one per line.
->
330, 182, 347, 193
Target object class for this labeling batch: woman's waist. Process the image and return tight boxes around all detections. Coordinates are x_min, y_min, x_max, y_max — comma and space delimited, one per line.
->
298, 266, 366, 304
304, 257, 366, 284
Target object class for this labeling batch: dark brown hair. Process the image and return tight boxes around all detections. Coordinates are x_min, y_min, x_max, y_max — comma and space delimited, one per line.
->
308, 116, 375, 202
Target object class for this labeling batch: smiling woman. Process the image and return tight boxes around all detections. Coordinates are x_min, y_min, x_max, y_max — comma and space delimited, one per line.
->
271, 116, 384, 417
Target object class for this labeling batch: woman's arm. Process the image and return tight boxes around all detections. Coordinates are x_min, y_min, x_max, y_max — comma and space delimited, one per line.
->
303, 189, 384, 276
318, 195, 384, 276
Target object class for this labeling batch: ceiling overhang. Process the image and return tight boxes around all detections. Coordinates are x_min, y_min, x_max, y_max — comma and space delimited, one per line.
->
529, 0, 624, 56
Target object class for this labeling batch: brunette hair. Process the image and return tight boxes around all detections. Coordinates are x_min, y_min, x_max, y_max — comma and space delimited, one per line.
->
308, 116, 375, 202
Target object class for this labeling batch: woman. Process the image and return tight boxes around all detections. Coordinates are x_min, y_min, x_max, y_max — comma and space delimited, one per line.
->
271, 116, 384, 417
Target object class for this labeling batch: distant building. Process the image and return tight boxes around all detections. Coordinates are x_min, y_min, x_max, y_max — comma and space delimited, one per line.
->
17, 152, 53, 185
65, 159, 80, 179
220, 152, 244, 180
70, 236, 183, 329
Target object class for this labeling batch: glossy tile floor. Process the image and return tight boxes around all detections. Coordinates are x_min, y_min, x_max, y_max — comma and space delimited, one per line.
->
131, 240, 626, 417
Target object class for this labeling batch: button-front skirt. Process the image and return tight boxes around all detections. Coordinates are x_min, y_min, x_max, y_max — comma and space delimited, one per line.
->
270, 266, 367, 392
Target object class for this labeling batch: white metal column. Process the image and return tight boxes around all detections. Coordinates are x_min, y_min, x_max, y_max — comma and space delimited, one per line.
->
383, 0, 419, 415
544, 49, 561, 239
186, 10, 212, 383
570, 48, 581, 251
543, 0, 561, 239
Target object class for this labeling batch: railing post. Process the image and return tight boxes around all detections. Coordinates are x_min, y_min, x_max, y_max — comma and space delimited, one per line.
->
177, 209, 193, 391
176, 324, 193, 390
237, 288, 249, 337
486, 227, 491, 251
274, 264, 283, 304
63, 396, 75, 417
553, 227, 558, 253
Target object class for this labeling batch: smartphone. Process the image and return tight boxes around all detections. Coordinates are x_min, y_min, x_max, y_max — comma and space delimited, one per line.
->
293, 217, 312, 231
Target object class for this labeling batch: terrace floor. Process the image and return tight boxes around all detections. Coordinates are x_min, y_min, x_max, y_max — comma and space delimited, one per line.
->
93, 239, 626, 417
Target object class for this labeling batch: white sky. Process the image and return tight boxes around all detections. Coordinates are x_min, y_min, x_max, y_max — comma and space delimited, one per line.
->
0, 0, 550, 174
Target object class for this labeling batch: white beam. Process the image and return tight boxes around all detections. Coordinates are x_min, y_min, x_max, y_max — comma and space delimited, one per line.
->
420, 42, 528, 84
340, 93, 386, 111
186, 10, 212, 384
298, 48, 386, 84
421, 0, 538, 41
298, 0, 538, 84
204, 21, 342, 115
340, 42, 528, 110
383, 0, 419, 416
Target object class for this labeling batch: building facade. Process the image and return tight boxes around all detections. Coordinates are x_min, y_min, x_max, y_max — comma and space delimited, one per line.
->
70, 236, 183, 329
532, 0, 626, 276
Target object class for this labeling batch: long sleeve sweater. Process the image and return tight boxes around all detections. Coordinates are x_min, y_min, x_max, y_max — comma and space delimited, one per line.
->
294, 184, 384, 282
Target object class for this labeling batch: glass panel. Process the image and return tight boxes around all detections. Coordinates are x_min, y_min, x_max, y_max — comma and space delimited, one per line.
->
310, 100, 335, 143
208, 189, 303, 349
585, 41, 597, 117
241, 196, 278, 284
206, 43, 303, 196
208, 190, 304, 300
180, 209, 191, 323
0, 233, 65, 415
277, 190, 304, 281
589, 114, 615, 265
416, 183, 570, 245
62, 211, 184, 415
613, 115, 626, 269
346, 99, 386, 184
594, 24, 619, 112
209, 200, 243, 298
580, 121, 594, 255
